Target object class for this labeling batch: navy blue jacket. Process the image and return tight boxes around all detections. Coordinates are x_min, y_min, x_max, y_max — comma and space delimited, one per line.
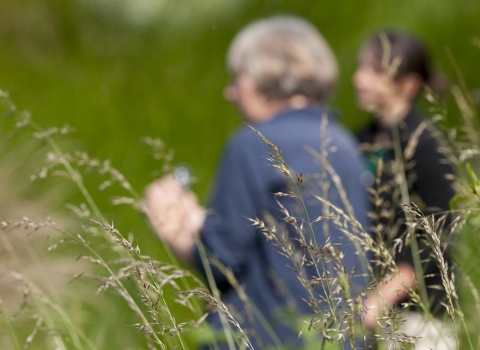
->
193, 107, 370, 349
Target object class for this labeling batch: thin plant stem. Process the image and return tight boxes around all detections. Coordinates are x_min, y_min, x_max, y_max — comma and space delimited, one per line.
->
391, 125, 457, 350
0, 234, 71, 350
195, 240, 237, 350
0, 299, 21, 350
390, 124, 429, 306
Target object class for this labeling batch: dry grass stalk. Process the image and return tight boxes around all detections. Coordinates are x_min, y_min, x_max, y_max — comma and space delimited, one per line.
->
2, 49, 480, 349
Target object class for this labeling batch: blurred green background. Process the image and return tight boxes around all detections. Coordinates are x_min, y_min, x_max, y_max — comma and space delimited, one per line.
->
2, 0, 479, 235
1, 0, 479, 222
0, 0, 480, 348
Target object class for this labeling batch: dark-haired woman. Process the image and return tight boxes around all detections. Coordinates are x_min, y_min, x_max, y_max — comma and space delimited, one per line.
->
354, 32, 457, 350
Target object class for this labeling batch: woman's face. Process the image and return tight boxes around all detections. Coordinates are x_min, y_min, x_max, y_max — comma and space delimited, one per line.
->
353, 52, 398, 113
353, 49, 421, 117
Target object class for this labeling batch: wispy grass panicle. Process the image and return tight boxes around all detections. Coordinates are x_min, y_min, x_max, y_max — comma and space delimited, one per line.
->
2, 40, 480, 350
246, 121, 374, 348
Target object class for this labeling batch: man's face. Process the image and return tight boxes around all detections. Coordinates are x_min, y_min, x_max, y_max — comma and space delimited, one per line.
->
224, 73, 275, 123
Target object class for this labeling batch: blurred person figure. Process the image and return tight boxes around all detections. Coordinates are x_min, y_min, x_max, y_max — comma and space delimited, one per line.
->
144, 17, 370, 349
354, 31, 457, 349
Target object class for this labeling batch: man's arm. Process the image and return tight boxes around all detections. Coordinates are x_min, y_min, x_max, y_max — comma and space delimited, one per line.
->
143, 175, 205, 265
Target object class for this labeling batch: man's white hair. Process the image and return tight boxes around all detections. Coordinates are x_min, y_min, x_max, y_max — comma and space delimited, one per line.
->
227, 16, 338, 103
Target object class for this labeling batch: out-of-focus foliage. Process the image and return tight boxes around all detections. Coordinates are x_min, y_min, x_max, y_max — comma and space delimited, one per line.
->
0, 1, 479, 349
0, 1, 478, 222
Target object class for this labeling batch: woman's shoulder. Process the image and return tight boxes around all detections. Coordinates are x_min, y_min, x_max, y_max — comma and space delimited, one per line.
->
356, 120, 377, 144
403, 110, 442, 150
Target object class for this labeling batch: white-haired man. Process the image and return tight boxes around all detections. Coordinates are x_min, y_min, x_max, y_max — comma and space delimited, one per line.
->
144, 16, 369, 349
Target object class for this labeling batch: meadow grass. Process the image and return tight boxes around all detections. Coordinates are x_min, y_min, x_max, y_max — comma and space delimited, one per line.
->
1, 52, 480, 350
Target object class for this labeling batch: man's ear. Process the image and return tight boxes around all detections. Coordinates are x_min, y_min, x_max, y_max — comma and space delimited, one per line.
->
399, 73, 423, 99
223, 85, 239, 102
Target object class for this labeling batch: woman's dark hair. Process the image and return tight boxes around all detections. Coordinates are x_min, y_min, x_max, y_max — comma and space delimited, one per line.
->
364, 31, 448, 97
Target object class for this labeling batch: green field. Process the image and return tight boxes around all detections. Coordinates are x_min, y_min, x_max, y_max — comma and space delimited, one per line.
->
1, 0, 480, 349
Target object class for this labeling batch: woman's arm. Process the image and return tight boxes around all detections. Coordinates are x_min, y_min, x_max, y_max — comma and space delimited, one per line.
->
363, 125, 456, 328
363, 262, 416, 328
